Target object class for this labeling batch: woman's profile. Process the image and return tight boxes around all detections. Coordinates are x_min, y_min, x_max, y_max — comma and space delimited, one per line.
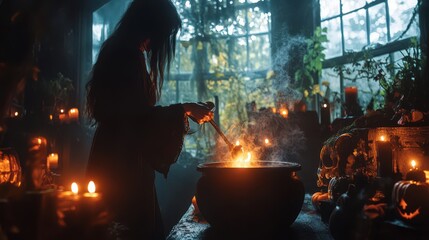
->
85, 0, 213, 239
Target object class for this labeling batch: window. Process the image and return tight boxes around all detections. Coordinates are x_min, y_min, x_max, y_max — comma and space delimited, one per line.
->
319, 0, 420, 118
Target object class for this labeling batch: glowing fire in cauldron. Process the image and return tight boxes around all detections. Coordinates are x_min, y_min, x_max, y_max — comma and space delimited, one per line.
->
230, 151, 252, 168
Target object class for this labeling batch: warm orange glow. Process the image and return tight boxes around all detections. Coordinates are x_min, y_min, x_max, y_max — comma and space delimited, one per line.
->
272, 107, 277, 113
14, 111, 19, 117
411, 160, 417, 169
60, 109, 65, 113
264, 138, 270, 145
49, 114, 53, 120
280, 108, 288, 118
47, 153, 59, 169
37, 138, 42, 145
88, 181, 96, 193
71, 182, 79, 194
231, 152, 252, 168
235, 140, 240, 146
380, 135, 386, 141
68, 108, 79, 120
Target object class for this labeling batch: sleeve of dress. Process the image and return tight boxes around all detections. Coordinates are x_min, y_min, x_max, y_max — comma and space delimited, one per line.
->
140, 104, 189, 178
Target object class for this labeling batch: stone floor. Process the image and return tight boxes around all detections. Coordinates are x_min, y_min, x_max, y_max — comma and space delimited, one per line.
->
167, 194, 333, 240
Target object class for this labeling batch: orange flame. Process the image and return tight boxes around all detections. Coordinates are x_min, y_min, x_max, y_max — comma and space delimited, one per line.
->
411, 160, 417, 169
88, 181, 96, 193
71, 182, 79, 194
380, 135, 386, 141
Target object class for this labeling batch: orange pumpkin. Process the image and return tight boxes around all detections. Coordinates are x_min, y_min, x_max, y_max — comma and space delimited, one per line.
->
392, 181, 429, 225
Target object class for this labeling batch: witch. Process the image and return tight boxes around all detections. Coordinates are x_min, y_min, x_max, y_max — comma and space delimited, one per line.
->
85, 0, 213, 239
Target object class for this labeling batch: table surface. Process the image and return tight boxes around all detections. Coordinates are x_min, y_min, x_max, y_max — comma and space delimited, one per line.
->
167, 194, 333, 240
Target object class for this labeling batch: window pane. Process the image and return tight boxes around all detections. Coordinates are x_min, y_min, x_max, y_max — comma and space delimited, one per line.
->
178, 42, 194, 73
248, 7, 269, 34
321, 68, 342, 119
321, 18, 342, 58
389, 0, 419, 40
343, 10, 367, 52
320, 0, 340, 19
249, 34, 271, 70
233, 37, 248, 71
234, 9, 247, 35
369, 3, 387, 44
342, 0, 366, 13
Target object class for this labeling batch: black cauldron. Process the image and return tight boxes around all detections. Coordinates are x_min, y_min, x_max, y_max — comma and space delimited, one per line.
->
195, 161, 304, 232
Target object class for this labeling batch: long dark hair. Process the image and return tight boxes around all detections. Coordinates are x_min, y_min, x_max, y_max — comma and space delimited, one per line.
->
86, 0, 181, 120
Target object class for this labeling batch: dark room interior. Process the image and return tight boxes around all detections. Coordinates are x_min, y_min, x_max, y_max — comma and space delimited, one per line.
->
0, 0, 428, 239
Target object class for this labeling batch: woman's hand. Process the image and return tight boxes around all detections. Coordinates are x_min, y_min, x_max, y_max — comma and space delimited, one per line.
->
183, 102, 215, 124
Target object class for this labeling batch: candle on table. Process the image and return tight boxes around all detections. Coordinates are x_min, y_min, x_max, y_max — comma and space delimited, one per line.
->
376, 136, 393, 178
47, 153, 59, 170
280, 108, 289, 118
68, 108, 79, 121
406, 160, 426, 182
344, 86, 358, 105
59, 109, 66, 121
320, 102, 331, 126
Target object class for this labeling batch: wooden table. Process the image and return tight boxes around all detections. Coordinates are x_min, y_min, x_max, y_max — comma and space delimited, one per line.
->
167, 194, 333, 240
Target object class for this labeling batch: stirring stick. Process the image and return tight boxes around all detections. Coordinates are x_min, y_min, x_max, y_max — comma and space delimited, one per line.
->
209, 119, 234, 150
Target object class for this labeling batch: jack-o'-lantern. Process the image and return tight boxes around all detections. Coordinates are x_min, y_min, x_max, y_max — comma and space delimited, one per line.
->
0, 148, 21, 186
392, 181, 429, 225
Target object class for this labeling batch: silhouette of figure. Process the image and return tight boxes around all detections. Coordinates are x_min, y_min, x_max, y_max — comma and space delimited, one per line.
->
85, 1, 213, 239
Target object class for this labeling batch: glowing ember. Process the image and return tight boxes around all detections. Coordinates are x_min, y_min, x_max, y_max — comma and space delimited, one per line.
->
71, 182, 79, 194
380, 135, 386, 141
88, 181, 96, 193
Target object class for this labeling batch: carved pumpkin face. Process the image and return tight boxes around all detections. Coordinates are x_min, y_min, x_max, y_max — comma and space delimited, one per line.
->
392, 181, 429, 225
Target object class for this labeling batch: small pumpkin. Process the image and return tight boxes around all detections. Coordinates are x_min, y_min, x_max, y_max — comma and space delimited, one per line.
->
328, 176, 352, 203
392, 181, 429, 225
311, 192, 329, 211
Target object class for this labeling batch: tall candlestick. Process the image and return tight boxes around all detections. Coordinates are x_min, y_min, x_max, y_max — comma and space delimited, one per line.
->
320, 102, 331, 126
344, 86, 358, 105
47, 153, 59, 170
376, 140, 393, 178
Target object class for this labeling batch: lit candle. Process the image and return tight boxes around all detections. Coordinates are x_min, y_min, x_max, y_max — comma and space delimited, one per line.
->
235, 140, 240, 146
14, 111, 19, 117
264, 138, 270, 145
380, 135, 386, 142
59, 108, 66, 121
272, 107, 277, 114
47, 153, 59, 170
344, 86, 358, 105
280, 108, 289, 118
71, 182, 79, 195
320, 101, 330, 126
68, 108, 79, 121
406, 160, 426, 182
83, 181, 99, 197
376, 138, 393, 178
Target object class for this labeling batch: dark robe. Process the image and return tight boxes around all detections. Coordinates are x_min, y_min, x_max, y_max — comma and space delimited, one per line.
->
86, 37, 187, 240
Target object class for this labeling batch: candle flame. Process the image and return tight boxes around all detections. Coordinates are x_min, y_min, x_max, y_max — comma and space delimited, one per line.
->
14, 111, 19, 116
49, 114, 53, 120
88, 181, 96, 193
411, 160, 416, 169
37, 138, 42, 145
380, 135, 386, 141
272, 107, 277, 113
71, 182, 79, 194
264, 138, 270, 145
280, 108, 288, 118
235, 140, 240, 146
60, 109, 65, 113
322, 103, 328, 108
